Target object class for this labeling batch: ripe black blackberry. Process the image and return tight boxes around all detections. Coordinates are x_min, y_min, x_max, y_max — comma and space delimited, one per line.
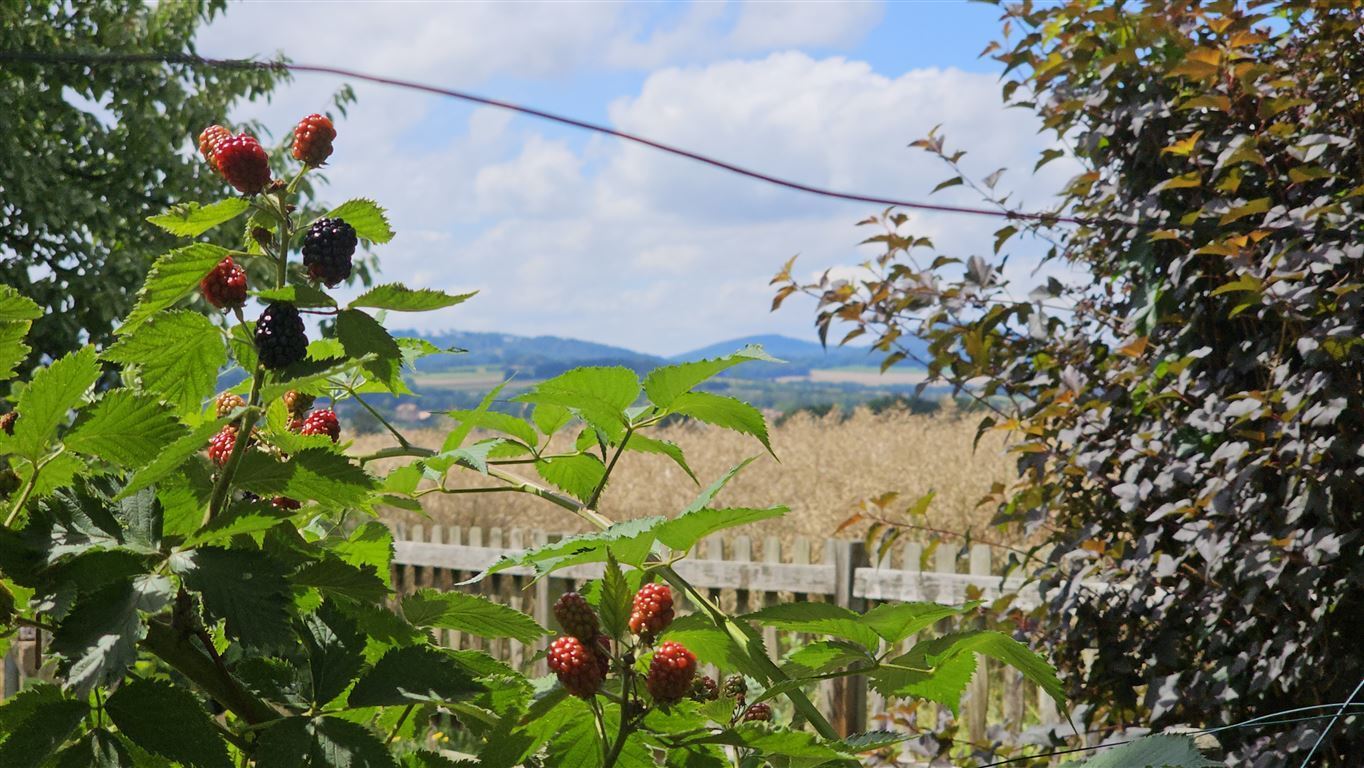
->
301, 218, 357, 287
254, 302, 308, 370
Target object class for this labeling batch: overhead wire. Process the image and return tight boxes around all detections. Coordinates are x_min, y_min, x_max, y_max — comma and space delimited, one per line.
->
0, 50, 1106, 227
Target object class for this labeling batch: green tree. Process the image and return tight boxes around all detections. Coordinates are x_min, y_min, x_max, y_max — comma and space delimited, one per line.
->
777, 0, 1364, 762
0, 1, 288, 381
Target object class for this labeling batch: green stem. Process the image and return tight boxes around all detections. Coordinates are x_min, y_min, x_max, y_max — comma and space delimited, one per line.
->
342, 385, 411, 447
141, 618, 278, 726
385, 704, 415, 745
3, 450, 54, 527
589, 697, 611, 765
204, 392, 261, 526
586, 426, 632, 510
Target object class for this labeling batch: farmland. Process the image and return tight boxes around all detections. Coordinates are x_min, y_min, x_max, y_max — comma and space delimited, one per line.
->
356, 405, 1015, 546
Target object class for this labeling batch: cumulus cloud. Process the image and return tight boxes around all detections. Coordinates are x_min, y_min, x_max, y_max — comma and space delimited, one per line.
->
198, 5, 1074, 356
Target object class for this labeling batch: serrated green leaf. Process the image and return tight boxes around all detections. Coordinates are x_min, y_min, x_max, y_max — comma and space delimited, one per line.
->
643, 345, 779, 407
784, 639, 873, 676
514, 366, 640, 438
670, 391, 771, 453
442, 382, 505, 452
0, 690, 87, 768
50, 575, 171, 695
117, 417, 227, 500
234, 448, 378, 509
104, 311, 226, 418
656, 506, 786, 554
293, 556, 389, 603
921, 630, 1063, 709
445, 408, 537, 447
258, 356, 356, 402
842, 729, 910, 754
350, 284, 475, 312
534, 454, 605, 503
336, 308, 405, 393
599, 552, 630, 639
146, 199, 251, 238
682, 457, 758, 514
325, 522, 395, 588
479, 516, 665, 580
105, 678, 232, 768
65, 389, 186, 467
860, 602, 972, 645
302, 602, 366, 707
9, 346, 101, 460
742, 603, 881, 650
326, 199, 394, 243
0, 284, 42, 322
120, 243, 231, 331
622, 433, 697, 483
53, 730, 134, 768
254, 283, 336, 308
256, 716, 398, 768
184, 499, 294, 546
172, 547, 293, 649
532, 403, 572, 436
401, 588, 545, 643
349, 646, 484, 707
0, 320, 32, 382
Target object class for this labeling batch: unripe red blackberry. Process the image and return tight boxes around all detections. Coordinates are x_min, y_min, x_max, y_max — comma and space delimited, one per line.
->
0, 411, 16, 436
254, 302, 308, 370
547, 636, 604, 698
198, 125, 231, 171
215, 392, 246, 418
553, 592, 600, 641
212, 134, 272, 195
271, 497, 301, 510
742, 703, 773, 723
690, 675, 719, 702
722, 674, 748, 701
200, 257, 248, 310
629, 583, 674, 639
291, 113, 336, 167
207, 424, 239, 465
283, 390, 315, 417
301, 218, 357, 287
645, 641, 696, 703
299, 409, 340, 443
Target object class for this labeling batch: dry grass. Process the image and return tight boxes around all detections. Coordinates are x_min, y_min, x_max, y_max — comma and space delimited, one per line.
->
354, 406, 1015, 547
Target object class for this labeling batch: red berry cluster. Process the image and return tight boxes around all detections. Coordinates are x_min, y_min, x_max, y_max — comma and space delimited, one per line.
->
742, 703, 773, 723
690, 675, 719, 702
547, 635, 606, 698
291, 113, 336, 167
207, 424, 239, 465
201, 257, 248, 310
629, 582, 674, 639
198, 125, 231, 171
298, 409, 340, 443
645, 641, 697, 703
553, 592, 600, 640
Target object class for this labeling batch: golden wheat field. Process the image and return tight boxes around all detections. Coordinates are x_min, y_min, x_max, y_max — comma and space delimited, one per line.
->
353, 406, 1017, 547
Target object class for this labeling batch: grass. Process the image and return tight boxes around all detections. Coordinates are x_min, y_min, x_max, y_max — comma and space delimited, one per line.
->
353, 405, 1016, 548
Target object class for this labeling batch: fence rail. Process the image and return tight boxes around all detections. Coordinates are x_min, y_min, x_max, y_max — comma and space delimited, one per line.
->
388, 523, 1064, 744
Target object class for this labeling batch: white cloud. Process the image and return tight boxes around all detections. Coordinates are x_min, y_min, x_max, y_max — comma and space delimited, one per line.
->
198, 5, 1076, 356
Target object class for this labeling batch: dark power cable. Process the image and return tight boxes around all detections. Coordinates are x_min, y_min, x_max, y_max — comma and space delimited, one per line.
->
0, 50, 1103, 227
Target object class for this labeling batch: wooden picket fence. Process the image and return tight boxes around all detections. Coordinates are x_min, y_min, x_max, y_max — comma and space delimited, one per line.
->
388, 523, 1064, 744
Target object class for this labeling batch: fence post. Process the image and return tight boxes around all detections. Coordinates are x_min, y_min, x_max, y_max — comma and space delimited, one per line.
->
831, 539, 867, 736
968, 544, 992, 743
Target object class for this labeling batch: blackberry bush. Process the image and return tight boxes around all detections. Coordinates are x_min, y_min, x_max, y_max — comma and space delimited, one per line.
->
0, 108, 1068, 768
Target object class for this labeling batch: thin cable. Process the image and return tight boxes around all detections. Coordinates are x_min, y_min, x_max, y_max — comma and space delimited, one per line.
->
0, 50, 1103, 227
1298, 678, 1364, 768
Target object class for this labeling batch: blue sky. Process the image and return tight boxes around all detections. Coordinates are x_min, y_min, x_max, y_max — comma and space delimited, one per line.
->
203, 1, 1068, 356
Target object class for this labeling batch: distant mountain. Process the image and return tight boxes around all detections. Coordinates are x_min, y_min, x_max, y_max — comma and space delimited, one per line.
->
399, 330, 923, 380
674, 334, 879, 368
405, 329, 666, 378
